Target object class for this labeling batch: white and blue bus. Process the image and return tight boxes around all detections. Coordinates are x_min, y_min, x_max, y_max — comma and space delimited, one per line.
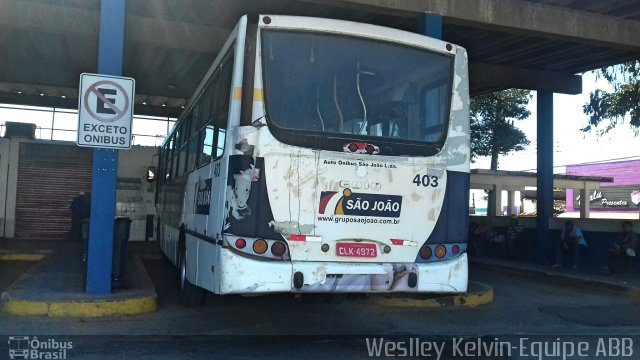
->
156, 15, 470, 305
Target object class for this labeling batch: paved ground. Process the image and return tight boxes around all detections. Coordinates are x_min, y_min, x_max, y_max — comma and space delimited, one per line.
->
1, 248, 639, 359
1, 243, 156, 317
0, 261, 32, 293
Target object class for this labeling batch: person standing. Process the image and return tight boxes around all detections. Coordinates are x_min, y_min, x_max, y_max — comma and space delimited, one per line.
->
552, 220, 587, 270
70, 191, 88, 242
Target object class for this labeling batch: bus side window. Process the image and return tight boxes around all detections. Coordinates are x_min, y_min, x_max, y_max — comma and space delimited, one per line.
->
178, 118, 190, 177
195, 49, 233, 164
166, 135, 175, 181
186, 101, 202, 172
187, 134, 199, 172
174, 122, 183, 178
216, 128, 226, 158
198, 125, 214, 167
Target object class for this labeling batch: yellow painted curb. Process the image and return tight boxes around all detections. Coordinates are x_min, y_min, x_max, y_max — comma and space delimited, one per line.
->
371, 283, 493, 308
2, 296, 157, 317
2, 300, 49, 316
0, 253, 47, 261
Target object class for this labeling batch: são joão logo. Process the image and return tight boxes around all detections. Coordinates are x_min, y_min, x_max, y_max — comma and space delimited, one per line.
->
319, 189, 402, 218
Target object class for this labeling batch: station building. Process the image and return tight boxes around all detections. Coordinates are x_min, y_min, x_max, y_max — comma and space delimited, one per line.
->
565, 160, 640, 218
0, 112, 171, 241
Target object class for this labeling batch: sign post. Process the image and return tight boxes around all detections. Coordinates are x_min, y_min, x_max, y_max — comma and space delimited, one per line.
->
81, 0, 128, 295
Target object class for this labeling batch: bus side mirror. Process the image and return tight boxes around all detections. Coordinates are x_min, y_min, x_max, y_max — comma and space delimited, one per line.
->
147, 167, 156, 183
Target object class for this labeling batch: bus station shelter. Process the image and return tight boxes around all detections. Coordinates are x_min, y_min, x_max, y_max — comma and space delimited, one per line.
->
2, 0, 640, 293
471, 169, 614, 219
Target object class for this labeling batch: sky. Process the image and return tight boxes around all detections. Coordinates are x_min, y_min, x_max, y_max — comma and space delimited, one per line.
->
472, 71, 640, 173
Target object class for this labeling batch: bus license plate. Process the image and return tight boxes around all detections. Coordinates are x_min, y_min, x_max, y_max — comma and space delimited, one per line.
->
336, 243, 377, 258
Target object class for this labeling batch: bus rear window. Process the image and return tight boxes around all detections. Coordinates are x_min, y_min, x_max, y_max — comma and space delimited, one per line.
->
261, 30, 453, 145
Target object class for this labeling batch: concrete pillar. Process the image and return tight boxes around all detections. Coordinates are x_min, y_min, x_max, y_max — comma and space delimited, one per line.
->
419, 13, 443, 39
580, 187, 590, 219
3, 139, 20, 238
507, 190, 515, 216
86, 0, 125, 294
0, 139, 11, 238
493, 185, 503, 216
536, 91, 554, 262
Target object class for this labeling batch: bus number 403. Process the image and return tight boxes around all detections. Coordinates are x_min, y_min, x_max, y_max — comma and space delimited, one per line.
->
413, 174, 439, 187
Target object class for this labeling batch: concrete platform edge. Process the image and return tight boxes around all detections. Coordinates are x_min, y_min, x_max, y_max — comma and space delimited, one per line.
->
1, 255, 157, 317
0, 250, 51, 261
471, 258, 640, 298
369, 281, 493, 308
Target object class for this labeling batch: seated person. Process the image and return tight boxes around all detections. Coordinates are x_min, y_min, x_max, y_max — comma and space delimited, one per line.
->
504, 216, 524, 260
552, 221, 587, 270
473, 218, 504, 256
468, 218, 481, 256
603, 221, 638, 274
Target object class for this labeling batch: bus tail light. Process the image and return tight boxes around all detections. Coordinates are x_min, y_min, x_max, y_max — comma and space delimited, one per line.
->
416, 243, 465, 262
365, 144, 376, 154
419, 246, 432, 259
271, 241, 286, 257
226, 236, 290, 260
253, 239, 268, 254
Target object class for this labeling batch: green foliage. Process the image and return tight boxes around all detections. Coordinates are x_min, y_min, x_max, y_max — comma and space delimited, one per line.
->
583, 61, 640, 134
470, 89, 532, 168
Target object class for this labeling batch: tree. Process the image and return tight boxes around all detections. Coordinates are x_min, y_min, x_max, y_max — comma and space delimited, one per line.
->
583, 61, 640, 134
470, 89, 532, 170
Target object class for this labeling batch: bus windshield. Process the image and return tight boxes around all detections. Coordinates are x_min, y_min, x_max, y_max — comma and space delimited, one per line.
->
261, 30, 453, 144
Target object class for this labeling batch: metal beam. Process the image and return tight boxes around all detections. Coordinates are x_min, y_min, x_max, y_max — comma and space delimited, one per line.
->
536, 90, 554, 264
301, 0, 640, 50
0, 0, 230, 53
469, 63, 582, 95
0, 88, 183, 118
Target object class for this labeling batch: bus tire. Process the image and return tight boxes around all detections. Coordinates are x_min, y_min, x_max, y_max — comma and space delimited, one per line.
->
178, 244, 204, 307
155, 220, 162, 245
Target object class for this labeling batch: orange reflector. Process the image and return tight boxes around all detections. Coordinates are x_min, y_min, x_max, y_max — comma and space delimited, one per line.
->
435, 245, 446, 258
253, 239, 268, 254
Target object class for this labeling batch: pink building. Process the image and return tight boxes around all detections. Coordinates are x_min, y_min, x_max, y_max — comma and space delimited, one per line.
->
566, 160, 640, 213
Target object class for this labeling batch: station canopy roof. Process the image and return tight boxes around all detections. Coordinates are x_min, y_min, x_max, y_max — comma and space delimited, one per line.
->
2, 0, 640, 118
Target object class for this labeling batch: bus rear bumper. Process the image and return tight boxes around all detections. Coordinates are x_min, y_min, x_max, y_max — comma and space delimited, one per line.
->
218, 248, 468, 294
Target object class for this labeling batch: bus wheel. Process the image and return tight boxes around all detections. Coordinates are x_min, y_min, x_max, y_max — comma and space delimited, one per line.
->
178, 248, 204, 307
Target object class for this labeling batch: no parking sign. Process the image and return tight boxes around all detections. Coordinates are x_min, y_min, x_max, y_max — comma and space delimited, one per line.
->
77, 73, 135, 149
